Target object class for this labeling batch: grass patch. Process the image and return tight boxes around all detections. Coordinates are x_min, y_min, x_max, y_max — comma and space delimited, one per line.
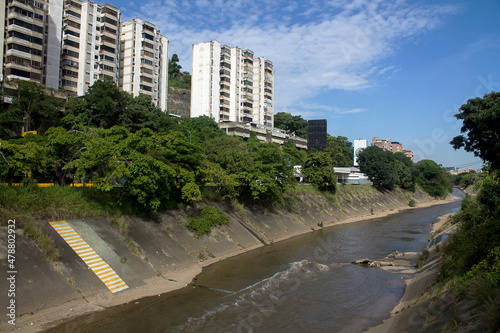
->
187, 206, 229, 238
417, 249, 430, 268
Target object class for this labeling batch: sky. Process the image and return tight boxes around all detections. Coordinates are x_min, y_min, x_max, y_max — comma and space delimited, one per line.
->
107, 0, 500, 169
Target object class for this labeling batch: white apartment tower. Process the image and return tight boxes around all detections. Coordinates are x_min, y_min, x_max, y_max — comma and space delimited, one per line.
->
191, 40, 274, 127
60, 0, 120, 95
119, 19, 169, 111
2, 0, 63, 89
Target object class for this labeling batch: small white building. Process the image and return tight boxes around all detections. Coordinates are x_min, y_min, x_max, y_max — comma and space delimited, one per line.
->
333, 167, 372, 184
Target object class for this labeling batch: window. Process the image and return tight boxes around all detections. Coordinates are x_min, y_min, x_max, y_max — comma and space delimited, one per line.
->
102, 36, 116, 44
11, 6, 33, 19
103, 17, 118, 26
62, 59, 79, 67
8, 31, 43, 45
64, 29, 80, 38
102, 64, 114, 72
66, 10, 81, 19
65, 20, 80, 29
142, 33, 154, 41
7, 68, 31, 79
103, 26, 117, 34
7, 43, 42, 56
64, 49, 79, 58
62, 79, 77, 87
63, 69, 78, 77
141, 41, 154, 49
100, 45, 115, 53
64, 40, 79, 48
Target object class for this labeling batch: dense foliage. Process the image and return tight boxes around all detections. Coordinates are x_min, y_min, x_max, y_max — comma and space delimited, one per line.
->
0, 81, 304, 213
440, 92, 500, 331
302, 150, 336, 193
273, 112, 308, 138
415, 159, 452, 197
168, 54, 191, 90
358, 146, 419, 192
450, 91, 500, 170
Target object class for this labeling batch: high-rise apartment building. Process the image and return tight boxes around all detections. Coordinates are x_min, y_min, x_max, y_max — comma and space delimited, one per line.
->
60, 0, 120, 96
119, 19, 169, 111
191, 40, 274, 127
2, 0, 169, 110
2, 0, 62, 88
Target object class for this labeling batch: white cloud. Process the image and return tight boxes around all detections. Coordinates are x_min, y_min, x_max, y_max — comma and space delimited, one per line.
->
122, 0, 456, 114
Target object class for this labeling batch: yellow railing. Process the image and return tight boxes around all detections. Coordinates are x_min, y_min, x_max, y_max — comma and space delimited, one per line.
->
0, 183, 93, 187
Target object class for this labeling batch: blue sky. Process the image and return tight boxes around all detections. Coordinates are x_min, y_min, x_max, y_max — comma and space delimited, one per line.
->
109, 0, 500, 169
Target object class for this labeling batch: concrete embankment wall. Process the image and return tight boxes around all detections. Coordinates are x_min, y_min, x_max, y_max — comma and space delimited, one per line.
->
0, 186, 434, 329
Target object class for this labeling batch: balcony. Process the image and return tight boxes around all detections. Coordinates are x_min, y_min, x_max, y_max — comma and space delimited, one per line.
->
243, 50, 254, 58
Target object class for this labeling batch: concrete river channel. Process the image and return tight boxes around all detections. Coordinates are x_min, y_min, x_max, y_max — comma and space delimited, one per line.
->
45, 191, 463, 333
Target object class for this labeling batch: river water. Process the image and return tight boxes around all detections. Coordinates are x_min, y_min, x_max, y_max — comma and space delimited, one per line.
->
45, 191, 463, 333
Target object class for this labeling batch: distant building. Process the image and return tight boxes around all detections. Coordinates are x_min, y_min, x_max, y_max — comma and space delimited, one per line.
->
372, 136, 413, 161
307, 119, 327, 151
219, 122, 307, 149
353, 139, 368, 166
333, 167, 371, 184
120, 18, 169, 111
2, 0, 63, 88
190, 40, 274, 127
60, 1, 121, 95
1, 0, 169, 110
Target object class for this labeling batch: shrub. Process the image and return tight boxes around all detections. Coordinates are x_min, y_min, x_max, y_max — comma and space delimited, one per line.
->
187, 206, 229, 238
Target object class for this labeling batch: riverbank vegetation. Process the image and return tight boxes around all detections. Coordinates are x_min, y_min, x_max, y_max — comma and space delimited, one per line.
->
430, 91, 500, 331
0, 80, 454, 242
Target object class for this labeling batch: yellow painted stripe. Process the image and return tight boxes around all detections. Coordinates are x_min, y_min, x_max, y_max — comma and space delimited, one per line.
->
49, 221, 67, 226
49, 221, 128, 293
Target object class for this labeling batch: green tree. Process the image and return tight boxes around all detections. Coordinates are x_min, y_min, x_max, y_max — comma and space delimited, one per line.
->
325, 135, 353, 167
168, 54, 182, 78
63, 80, 126, 129
302, 150, 336, 193
450, 91, 500, 170
62, 81, 175, 133
358, 146, 398, 190
45, 126, 88, 185
274, 112, 308, 138
394, 152, 416, 191
247, 142, 296, 201
282, 139, 307, 166
203, 135, 251, 175
0, 81, 63, 137
0, 135, 49, 181
64, 127, 203, 211
168, 54, 191, 89
415, 160, 451, 197
180, 116, 226, 145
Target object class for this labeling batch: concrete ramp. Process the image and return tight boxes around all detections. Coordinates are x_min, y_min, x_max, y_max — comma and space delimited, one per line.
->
49, 221, 129, 293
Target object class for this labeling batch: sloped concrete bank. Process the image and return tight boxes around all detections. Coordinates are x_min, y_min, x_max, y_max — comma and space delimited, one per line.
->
0, 186, 454, 332
365, 211, 489, 333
